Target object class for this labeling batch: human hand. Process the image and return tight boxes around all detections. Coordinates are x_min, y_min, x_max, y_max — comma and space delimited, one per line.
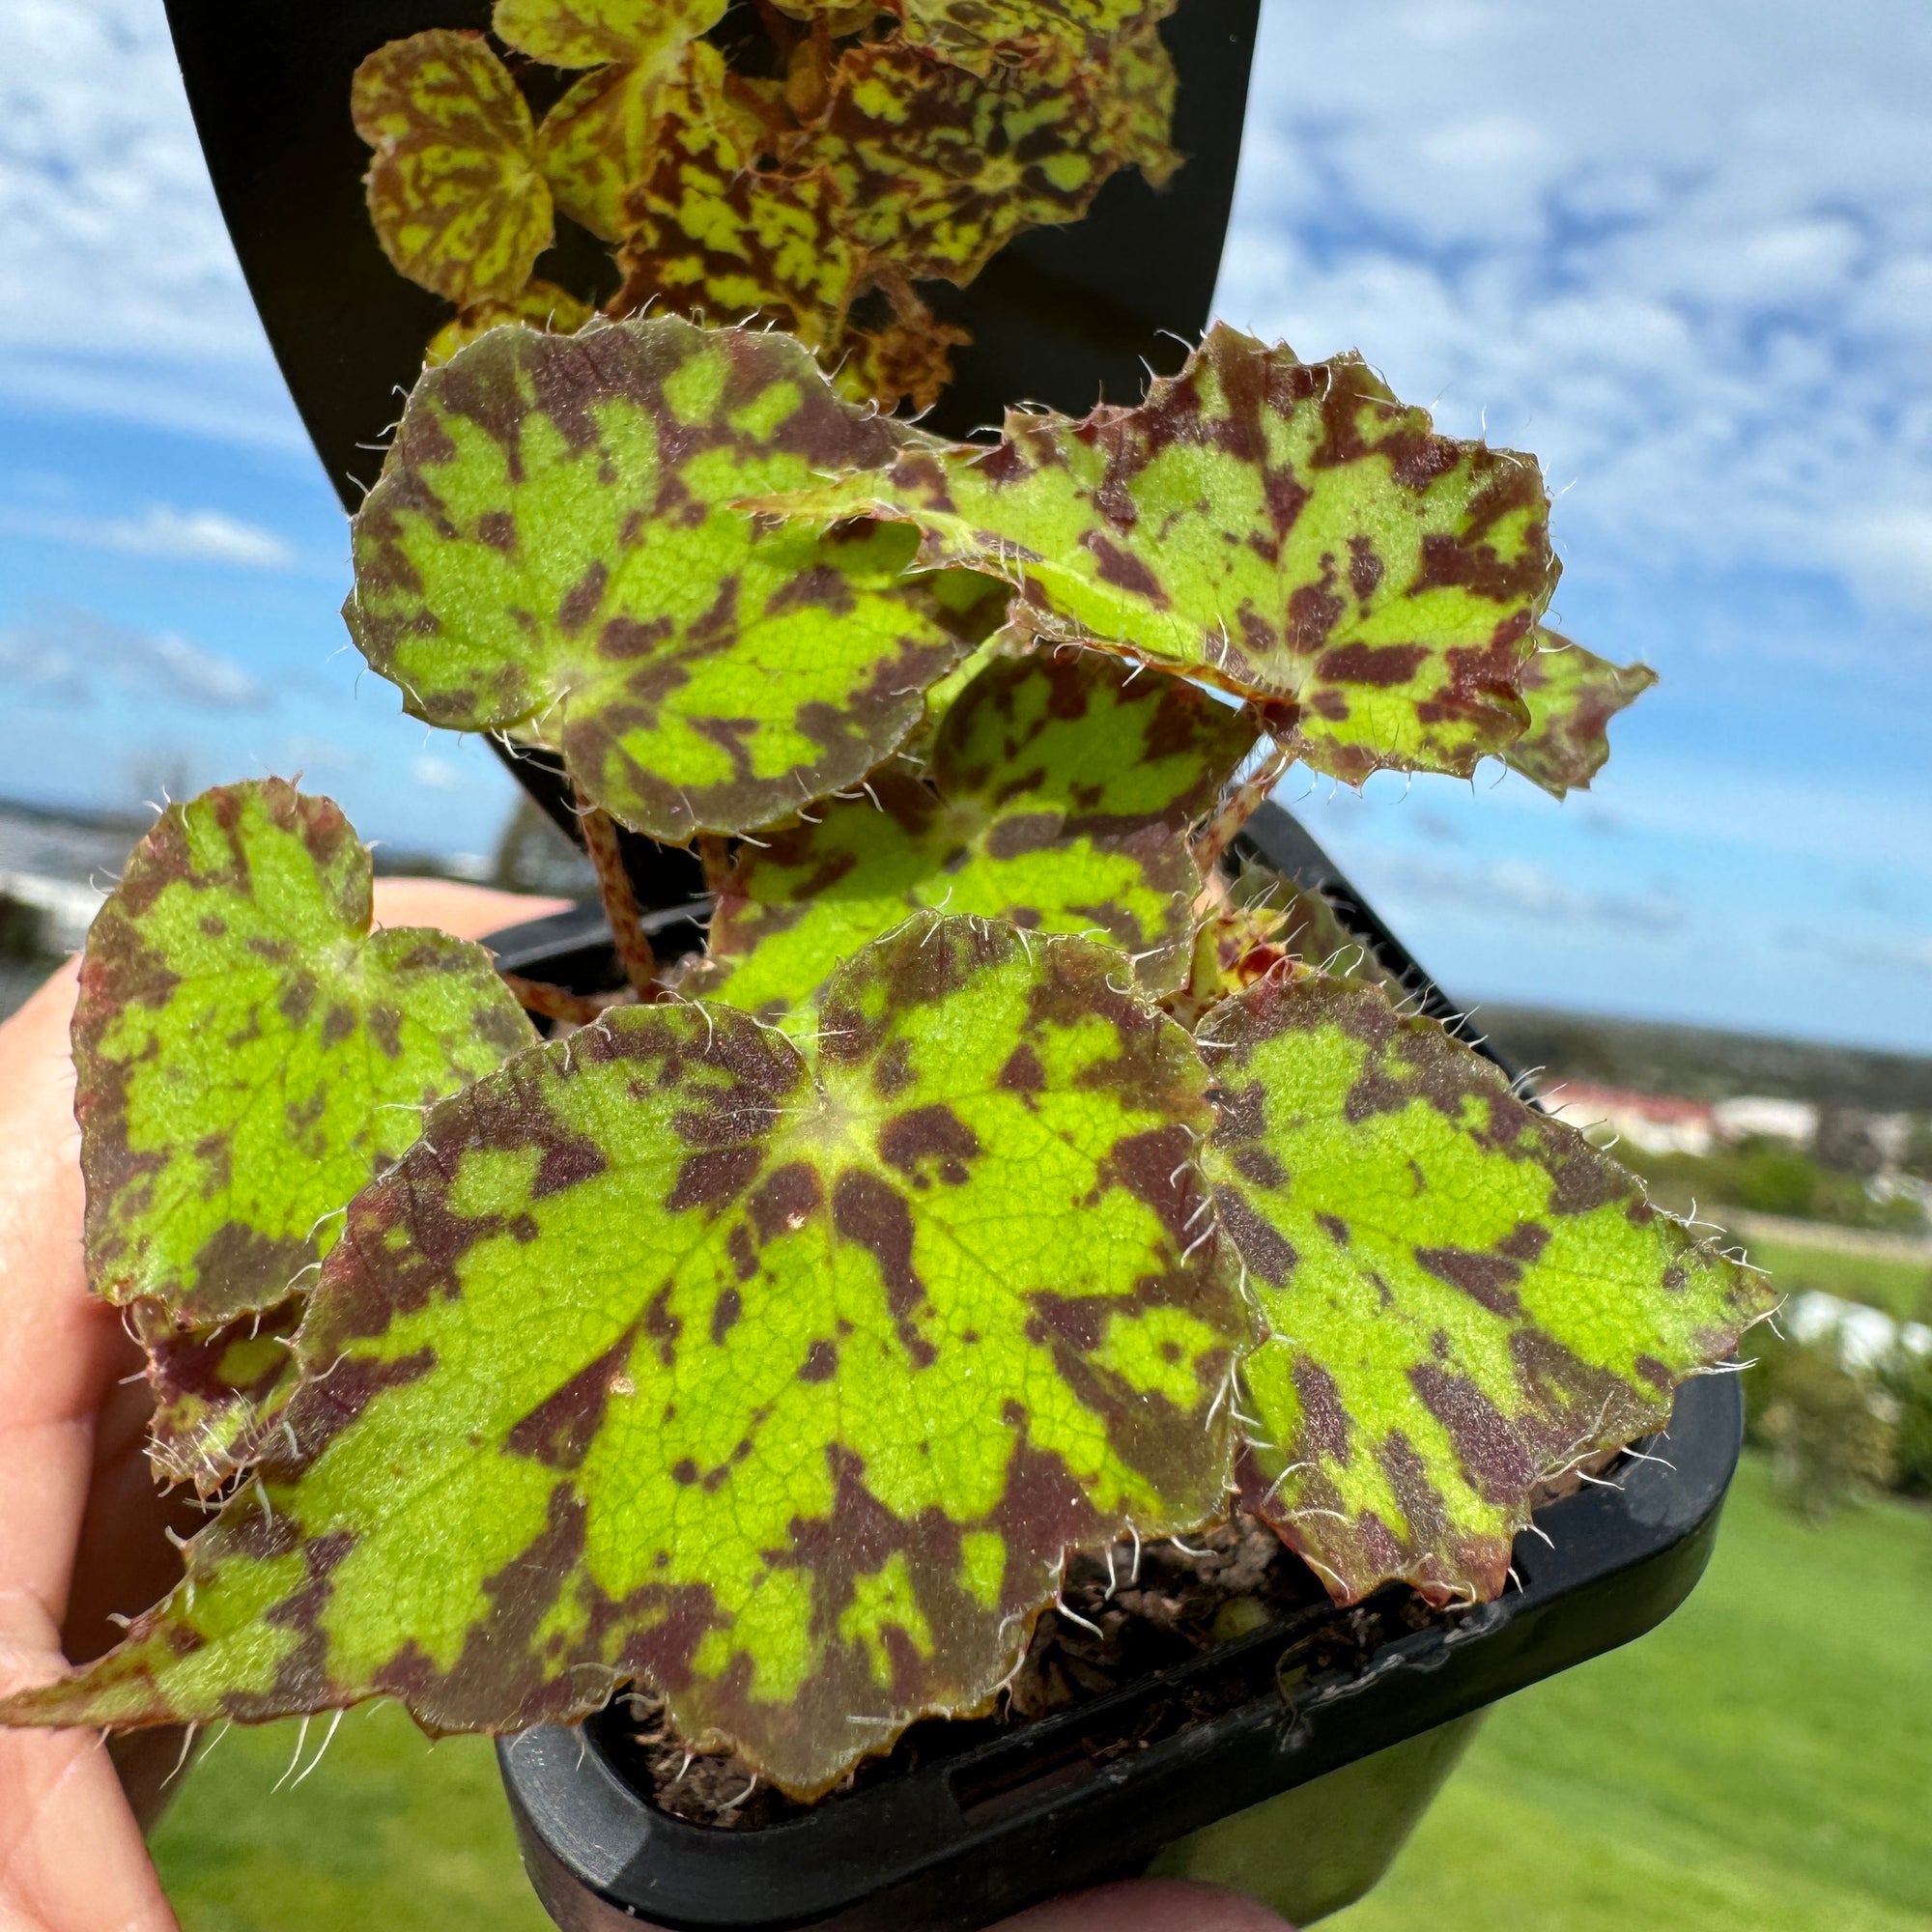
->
0, 882, 566, 1932
994, 1878, 1293, 1929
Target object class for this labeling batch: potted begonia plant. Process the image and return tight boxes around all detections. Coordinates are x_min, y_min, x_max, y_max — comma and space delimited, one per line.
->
1, 4, 1770, 1926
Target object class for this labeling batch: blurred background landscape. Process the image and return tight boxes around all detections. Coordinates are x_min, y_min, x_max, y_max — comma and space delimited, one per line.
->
3, 0, 1928, 1925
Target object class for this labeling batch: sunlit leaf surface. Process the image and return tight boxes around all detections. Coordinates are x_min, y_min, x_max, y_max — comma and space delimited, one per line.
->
352, 31, 552, 307
755, 324, 1560, 782
1199, 970, 1774, 1605
707, 649, 1256, 1017
615, 120, 862, 350
494, 0, 725, 68
803, 41, 1148, 284
345, 318, 1006, 842
1503, 630, 1658, 798
537, 41, 747, 244
6, 919, 1242, 1797
72, 781, 535, 1328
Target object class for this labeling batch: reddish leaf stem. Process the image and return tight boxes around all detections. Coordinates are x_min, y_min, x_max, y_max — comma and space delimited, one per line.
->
1191, 738, 1296, 877
499, 975, 634, 1027
577, 792, 660, 996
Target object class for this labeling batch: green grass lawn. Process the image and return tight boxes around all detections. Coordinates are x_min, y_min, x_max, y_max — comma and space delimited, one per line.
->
1742, 1233, 1930, 1324
1331, 1455, 1932, 1932
150, 1456, 1932, 1931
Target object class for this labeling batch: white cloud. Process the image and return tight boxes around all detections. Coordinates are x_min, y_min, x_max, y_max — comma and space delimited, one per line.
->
0, 501, 295, 568
0, 605, 268, 710
0, 0, 291, 440
1220, 0, 1932, 618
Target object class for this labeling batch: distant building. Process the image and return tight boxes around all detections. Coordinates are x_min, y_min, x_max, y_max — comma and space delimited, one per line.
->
1713, 1094, 1820, 1147
1547, 1081, 1718, 1156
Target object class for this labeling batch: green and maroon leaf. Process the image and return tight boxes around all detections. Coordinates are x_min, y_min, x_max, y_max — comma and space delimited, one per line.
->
352, 31, 552, 308
613, 119, 863, 352
494, 0, 725, 68
707, 650, 1257, 1017
344, 317, 1007, 843
73, 780, 537, 1327
426, 281, 595, 366
1198, 970, 1774, 1605
2, 918, 1242, 1797
537, 41, 749, 244
1503, 630, 1657, 798
801, 41, 1148, 286
894, 0, 1174, 76
135, 1298, 302, 1494
753, 323, 1559, 783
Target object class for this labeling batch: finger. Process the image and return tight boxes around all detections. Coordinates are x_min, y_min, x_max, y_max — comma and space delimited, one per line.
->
995, 1878, 1294, 1931
0, 961, 121, 1625
0, 1592, 179, 1932
370, 878, 573, 943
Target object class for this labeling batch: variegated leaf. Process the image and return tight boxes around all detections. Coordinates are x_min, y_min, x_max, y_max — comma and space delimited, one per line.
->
707, 649, 1257, 1017
352, 31, 552, 308
3, 918, 1242, 1798
802, 41, 1150, 285
1199, 970, 1775, 1605
753, 324, 1559, 782
73, 781, 536, 1329
426, 281, 595, 366
135, 1299, 301, 1494
494, 0, 725, 68
614, 125, 863, 351
537, 41, 749, 244
1503, 630, 1657, 798
895, 0, 1174, 76
344, 317, 1007, 843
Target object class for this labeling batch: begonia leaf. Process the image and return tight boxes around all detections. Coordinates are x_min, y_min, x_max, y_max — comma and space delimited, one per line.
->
753, 324, 1559, 782
707, 650, 1256, 1018
352, 31, 552, 308
1503, 630, 1657, 798
3, 917, 1243, 1799
426, 281, 595, 366
344, 317, 1007, 843
538, 42, 748, 244
1198, 970, 1775, 1605
494, 0, 724, 68
1106, 16, 1181, 188
73, 781, 537, 1329
614, 126, 863, 352
895, 0, 1173, 76
135, 1299, 301, 1494
801, 42, 1149, 285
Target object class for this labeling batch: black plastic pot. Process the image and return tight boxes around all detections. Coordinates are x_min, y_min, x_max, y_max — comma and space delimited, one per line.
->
480, 803, 1747, 1932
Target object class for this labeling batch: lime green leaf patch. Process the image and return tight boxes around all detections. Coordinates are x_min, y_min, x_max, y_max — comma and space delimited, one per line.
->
754, 324, 1559, 782
6, 918, 1242, 1797
708, 649, 1257, 1017
344, 317, 1007, 842
352, 31, 553, 307
73, 780, 536, 1327
1503, 630, 1657, 798
1199, 971, 1774, 1605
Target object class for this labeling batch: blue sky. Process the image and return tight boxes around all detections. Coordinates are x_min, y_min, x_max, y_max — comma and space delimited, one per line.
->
4, 0, 1930, 1049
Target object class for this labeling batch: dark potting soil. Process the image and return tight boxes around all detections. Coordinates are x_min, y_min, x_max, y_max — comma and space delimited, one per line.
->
595, 1503, 1448, 1833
